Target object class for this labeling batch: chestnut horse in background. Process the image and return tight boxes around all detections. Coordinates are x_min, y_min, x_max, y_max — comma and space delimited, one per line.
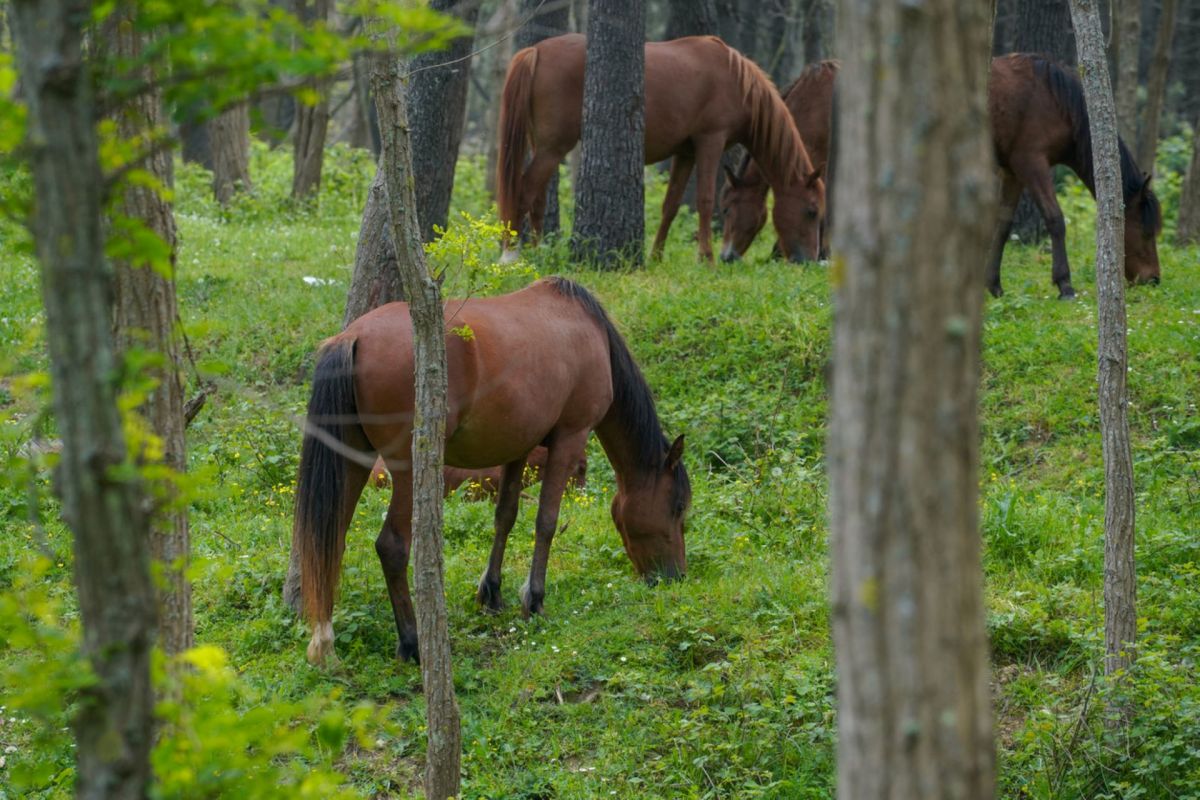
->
720, 54, 1162, 298
719, 60, 838, 262
296, 277, 690, 665
497, 33, 825, 263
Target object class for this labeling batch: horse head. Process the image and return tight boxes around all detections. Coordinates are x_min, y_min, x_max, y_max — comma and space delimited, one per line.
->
1124, 172, 1161, 286
719, 163, 769, 262
771, 163, 826, 263
610, 434, 689, 582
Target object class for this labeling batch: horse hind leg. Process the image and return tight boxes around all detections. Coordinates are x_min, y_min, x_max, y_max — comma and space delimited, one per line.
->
476, 457, 528, 611
306, 455, 372, 665
986, 174, 1024, 297
521, 432, 589, 617
375, 474, 420, 663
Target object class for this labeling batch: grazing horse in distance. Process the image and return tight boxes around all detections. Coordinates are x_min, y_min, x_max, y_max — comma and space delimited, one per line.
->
497, 33, 825, 264
719, 60, 839, 262
296, 277, 690, 665
719, 54, 1163, 298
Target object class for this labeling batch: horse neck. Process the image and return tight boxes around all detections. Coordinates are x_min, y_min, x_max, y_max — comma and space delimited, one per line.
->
594, 413, 657, 493
732, 54, 812, 191
745, 119, 810, 193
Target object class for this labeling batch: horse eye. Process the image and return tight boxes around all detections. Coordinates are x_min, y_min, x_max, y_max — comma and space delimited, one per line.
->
807, 208, 819, 220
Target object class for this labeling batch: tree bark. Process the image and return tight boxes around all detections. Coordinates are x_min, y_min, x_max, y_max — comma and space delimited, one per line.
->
107, 9, 193, 657
1069, 0, 1138, 726
1111, 0, 1141, 144
10, 1, 157, 797
348, 51, 381, 155
292, 0, 333, 199
665, 0, 718, 39
802, 0, 833, 64
1178, 124, 1200, 244
408, 0, 480, 242
515, 0, 571, 236
210, 102, 252, 205
371, 49, 461, 800
828, 0, 996, 797
571, 0, 645, 267
1137, 0, 1178, 170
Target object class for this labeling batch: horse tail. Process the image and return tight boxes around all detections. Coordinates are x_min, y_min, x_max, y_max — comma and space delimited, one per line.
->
497, 46, 538, 239
296, 336, 359, 626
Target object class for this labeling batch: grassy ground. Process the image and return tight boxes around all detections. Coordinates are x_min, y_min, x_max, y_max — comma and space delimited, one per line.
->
1, 147, 1199, 798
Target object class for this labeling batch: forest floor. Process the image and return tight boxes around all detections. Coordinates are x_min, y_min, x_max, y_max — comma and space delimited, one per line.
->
1, 146, 1199, 799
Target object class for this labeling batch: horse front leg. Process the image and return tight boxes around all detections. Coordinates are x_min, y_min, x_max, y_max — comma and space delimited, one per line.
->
1014, 158, 1075, 299
691, 137, 725, 263
521, 432, 589, 617
476, 457, 528, 611
375, 474, 420, 663
651, 153, 696, 260
986, 174, 1023, 297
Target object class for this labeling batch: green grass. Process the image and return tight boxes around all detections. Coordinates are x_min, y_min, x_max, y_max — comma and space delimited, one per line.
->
2, 146, 1199, 799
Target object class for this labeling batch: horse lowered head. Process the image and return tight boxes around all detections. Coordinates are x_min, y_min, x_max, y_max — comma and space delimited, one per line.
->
770, 164, 826, 263
1124, 173, 1162, 286
610, 434, 690, 582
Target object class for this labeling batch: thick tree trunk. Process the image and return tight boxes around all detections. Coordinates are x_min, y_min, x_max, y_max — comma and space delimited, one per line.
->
11, 2, 157, 797
802, 0, 833, 64
349, 52, 381, 155
408, 0, 480, 242
515, 0, 571, 236
371, 50, 461, 800
1174, 0, 1200, 127
108, 10, 193, 656
829, 1, 996, 797
1069, 0, 1137, 727
292, 0, 333, 199
1137, 0, 1178, 170
210, 102, 253, 204
1179, 125, 1200, 244
1112, 0, 1141, 144
665, 0, 717, 39
571, 0, 645, 267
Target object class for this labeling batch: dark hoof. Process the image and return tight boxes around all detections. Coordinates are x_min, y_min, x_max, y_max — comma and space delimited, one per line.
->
476, 577, 504, 613
988, 284, 1003, 298
1057, 286, 1076, 300
519, 583, 544, 618
397, 633, 420, 665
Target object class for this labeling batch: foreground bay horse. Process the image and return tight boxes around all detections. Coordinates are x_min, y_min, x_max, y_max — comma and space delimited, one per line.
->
497, 33, 825, 263
367, 446, 588, 499
720, 54, 1162, 298
296, 277, 690, 665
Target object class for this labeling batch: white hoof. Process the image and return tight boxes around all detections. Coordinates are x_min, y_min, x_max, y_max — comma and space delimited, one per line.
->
499, 247, 520, 265
306, 621, 335, 666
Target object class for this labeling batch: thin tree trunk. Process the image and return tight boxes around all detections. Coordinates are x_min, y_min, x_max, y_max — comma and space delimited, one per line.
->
1137, 0, 1178, 170
371, 48, 461, 800
11, 2, 157, 797
1178, 123, 1200, 244
516, 0, 571, 236
349, 51, 381, 155
108, 8, 192, 656
571, 0, 645, 267
292, 0, 333, 199
1112, 0, 1141, 143
408, 0, 480, 242
210, 102, 252, 204
829, 0, 996, 796
802, 0, 832, 64
1069, 0, 1137, 727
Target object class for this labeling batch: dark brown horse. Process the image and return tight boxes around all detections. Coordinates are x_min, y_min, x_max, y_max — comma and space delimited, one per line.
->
720, 54, 1163, 298
368, 446, 588, 500
296, 277, 689, 665
497, 33, 825, 264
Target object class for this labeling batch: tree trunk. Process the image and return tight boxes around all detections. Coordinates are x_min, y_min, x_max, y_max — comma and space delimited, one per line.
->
1137, 0, 1178, 170
1112, 0, 1141, 144
1068, 0, 1138, 727
1178, 124, 1200, 244
292, 0, 333, 200
515, 0, 572, 236
107, 9, 193, 657
210, 102, 253, 204
661, 0, 719, 214
408, 0, 480, 242
371, 49, 461, 800
571, 0, 645, 267
828, 0, 996, 796
10, 2, 157, 797
802, 0, 833, 64
1173, 0, 1200, 127
349, 52, 381, 155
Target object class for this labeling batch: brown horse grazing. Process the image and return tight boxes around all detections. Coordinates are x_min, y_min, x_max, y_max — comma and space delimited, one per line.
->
719, 60, 839, 262
720, 54, 1163, 299
367, 446, 588, 500
296, 277, 690, 665
497, 33, 825, 264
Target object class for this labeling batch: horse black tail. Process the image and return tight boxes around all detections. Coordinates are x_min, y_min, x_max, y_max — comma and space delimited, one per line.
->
296, 336, 359, 625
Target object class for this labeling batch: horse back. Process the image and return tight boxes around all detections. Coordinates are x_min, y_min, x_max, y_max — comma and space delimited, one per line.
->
988, 54, 1074, 171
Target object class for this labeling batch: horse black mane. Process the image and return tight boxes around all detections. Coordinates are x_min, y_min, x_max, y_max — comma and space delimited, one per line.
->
1026, 55, 1162, 236
546, 276, 690, 516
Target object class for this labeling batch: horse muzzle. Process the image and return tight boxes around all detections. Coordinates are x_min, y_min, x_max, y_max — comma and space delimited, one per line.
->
719, 246, 740, 263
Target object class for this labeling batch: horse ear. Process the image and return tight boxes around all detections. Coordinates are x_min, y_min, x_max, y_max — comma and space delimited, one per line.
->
807, 160, 827, 186
1141, 172, 1153, 192
723, 164, 742, 189
665, 435, 685, 471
